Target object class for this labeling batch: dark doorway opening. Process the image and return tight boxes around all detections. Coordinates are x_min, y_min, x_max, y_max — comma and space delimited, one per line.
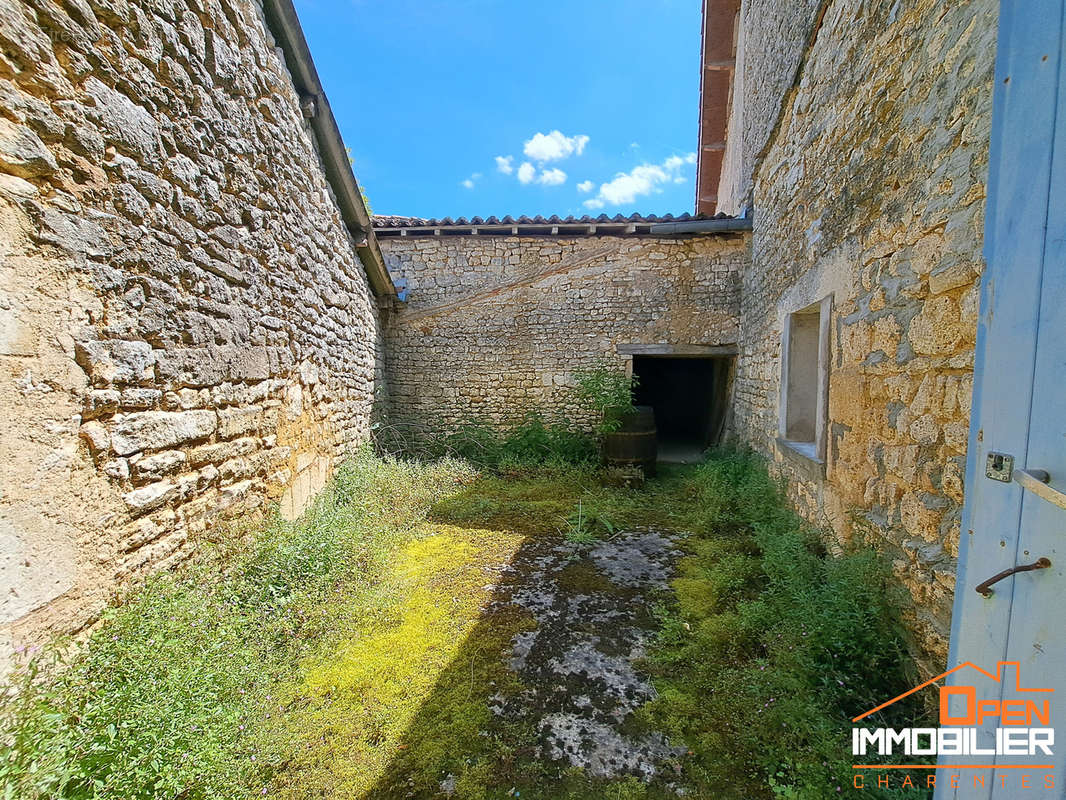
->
631, 356, 732, 463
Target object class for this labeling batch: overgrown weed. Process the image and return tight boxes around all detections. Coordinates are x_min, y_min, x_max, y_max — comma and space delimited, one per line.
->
0, 446, 929, 800
0, 450, 475, 800
642, 448, 931, 799
375, 412, 597, 470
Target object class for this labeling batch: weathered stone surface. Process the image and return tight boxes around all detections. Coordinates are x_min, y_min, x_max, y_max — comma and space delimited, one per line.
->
78, 421, 110, 454
131, 450, 187, 479
217, 406, 262, 439
1, 0, 989, 690
188, 437, 258, 467
383, 235, 744, 431
82, 77, 161, 165
908, 295, 966, 355
0, 117, 57, 178
75, 339, 155, 386
123, 480, 180, 515
120, 388, 162, 409
110, 411, 217, 456
493, 529, 685, 781
0, 0, 384, 659
728, 0, 994, 673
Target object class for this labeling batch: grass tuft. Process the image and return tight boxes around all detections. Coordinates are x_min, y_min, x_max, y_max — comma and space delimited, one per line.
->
1, 447, 929, 800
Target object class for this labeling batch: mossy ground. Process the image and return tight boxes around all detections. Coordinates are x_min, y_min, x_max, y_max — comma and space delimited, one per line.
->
271, 525, 533, 799
2, 451, 930, 800
268, 462, 695, 800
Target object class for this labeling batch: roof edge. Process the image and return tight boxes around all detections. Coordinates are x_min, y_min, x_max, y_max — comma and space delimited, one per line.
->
370, 212, 752, 239
649, 217, 752, 234
260, 0, 396, 300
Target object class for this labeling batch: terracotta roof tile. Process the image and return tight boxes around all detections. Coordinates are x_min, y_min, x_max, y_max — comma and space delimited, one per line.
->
371, 212, 737, 228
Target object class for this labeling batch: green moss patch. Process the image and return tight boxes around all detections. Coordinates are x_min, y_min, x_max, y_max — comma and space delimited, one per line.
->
555, 559, 620, 595
639, 450, 933, 799
270, 525, 533, 799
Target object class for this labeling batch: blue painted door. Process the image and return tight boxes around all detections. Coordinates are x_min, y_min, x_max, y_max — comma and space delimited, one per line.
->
939, 1, 1066, 797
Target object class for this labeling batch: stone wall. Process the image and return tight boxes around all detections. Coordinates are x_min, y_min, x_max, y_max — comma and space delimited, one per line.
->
382, 234, 746, 431
716, 0, 824, 215
0, 0, 383, 657
729, 0, 996, 673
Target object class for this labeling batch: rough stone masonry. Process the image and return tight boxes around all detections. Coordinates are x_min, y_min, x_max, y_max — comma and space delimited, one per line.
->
0, 0, 1000, 683
0, 0, 386, 659
381, 229, 746, 431
725, 0, 996, 673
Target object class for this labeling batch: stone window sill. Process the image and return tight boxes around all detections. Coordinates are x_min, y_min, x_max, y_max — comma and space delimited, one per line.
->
775, 437, 826, 480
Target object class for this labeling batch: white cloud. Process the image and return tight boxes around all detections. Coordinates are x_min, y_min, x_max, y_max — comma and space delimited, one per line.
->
495, 155, 514, 174
663, 153, 697, 171
517, 161, 536, 184
577, 180, 595, 193
537, 168, 567, 186
459, 172, 482, 189
582, 153, 697, 209
523, 130, 589, 162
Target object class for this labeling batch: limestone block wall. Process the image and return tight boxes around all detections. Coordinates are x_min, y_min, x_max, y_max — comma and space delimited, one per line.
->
383, 235, 746, 431
730, 0, 996, 672
0, 0, 382, 657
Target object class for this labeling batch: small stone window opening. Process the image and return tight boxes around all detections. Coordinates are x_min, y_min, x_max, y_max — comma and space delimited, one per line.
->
778, 296, 832, 463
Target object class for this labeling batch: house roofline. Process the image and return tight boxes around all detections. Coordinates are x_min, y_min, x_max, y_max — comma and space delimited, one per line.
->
260, 0, 396, 300
372, 212, 752, 239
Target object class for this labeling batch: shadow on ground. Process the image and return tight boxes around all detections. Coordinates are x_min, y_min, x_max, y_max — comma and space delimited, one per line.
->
361, 507, 691, 798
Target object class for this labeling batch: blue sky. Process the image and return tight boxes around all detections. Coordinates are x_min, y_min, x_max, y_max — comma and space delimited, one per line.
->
294, 0, 702, 218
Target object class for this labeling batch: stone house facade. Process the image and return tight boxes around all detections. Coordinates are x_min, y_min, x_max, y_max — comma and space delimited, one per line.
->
377, 217, 747, 433
709, 0, 996, 672
0, 0, 1001, 678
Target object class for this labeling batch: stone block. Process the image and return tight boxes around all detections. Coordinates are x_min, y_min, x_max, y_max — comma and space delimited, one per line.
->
900, 492, 945, 543
123, 480, 180, 514
218, 406, 262, 438
121, 388, 162, 409
111, 410, 217, 456
28, 203, 111, 257
155, 348, 227, 388
85, 389, 121, 417
943, 421, 969, 454
79, 421, 110, 454
188, 437, 257, 467
131, 450, 187, 479
75, 340, 155, 386
928, 262, 976, 295
0, 117, 56, 178
226, 347, 270, 382
907, 294, 965, 355
83, 77, 161, 165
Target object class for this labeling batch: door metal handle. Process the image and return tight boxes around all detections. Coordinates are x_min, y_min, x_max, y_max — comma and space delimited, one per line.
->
1014, 468, 1066, 511
976, 557, 1052, 597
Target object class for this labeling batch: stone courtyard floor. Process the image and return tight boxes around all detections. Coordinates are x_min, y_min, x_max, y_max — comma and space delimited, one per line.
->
493, 528, 685, 785
269, 467, 700, 800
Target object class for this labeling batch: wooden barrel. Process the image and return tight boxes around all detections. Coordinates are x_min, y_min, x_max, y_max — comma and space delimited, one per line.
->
602, 405, 657, 475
